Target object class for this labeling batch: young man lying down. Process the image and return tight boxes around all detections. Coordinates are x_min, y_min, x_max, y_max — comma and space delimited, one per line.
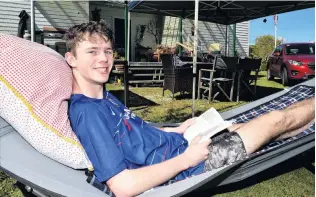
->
65, 21, 315, 197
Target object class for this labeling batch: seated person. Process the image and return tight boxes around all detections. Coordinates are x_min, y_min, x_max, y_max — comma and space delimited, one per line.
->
65, 21, 315, 197
170, 46, 187, 67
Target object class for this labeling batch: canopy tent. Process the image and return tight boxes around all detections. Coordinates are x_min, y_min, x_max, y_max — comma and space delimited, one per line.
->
128, 1, 314, 25
126, 0, 314, 116
28, 0, 315, 113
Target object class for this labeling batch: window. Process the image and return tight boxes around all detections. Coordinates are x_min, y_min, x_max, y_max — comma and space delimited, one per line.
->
278, 45, 283, 56
273, 46, 279, 54
273, 45, 282, 56
285, 44, 315, 55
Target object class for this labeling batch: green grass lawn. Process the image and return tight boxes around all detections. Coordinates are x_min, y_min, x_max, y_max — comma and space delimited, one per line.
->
1, 72, 314, 197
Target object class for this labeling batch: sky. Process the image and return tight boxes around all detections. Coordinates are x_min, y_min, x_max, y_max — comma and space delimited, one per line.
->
249, 8, 315, 45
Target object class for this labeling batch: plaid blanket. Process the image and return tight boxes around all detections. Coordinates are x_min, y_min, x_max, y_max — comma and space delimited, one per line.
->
87, 85, 315, 196
228, 85, 315, 155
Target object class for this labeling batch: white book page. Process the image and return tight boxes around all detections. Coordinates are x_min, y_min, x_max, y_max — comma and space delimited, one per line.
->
199, 108, 223, 124
198, 121, 233, 143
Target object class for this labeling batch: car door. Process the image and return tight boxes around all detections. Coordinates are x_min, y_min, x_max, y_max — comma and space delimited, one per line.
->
274, 45, 284, 75
269, 46, 281, 74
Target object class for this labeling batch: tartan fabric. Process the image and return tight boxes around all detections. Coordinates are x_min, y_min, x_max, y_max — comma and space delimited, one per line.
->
88, 85, 314, 195
230, 85, 315, 123
228, 85, 315, 155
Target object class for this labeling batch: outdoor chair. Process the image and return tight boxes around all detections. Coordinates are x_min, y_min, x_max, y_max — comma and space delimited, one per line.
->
237, 58, 262, 101
161, 54, 193, 99
198, 56, 239, 102
197, 55, 217, 102
213, 56, 239, 101
1, 79, 314, 197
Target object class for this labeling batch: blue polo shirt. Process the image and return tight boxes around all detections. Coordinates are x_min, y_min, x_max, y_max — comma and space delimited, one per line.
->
68, 91, 205, 183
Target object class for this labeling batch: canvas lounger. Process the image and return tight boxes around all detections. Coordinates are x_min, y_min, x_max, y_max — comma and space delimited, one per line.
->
0, 79, 314, 197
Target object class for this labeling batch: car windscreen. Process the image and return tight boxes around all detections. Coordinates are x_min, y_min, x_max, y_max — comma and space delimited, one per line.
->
285, 44, 315, 55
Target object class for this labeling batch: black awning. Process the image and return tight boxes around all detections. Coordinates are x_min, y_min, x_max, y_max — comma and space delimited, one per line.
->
128, 1, 315, 25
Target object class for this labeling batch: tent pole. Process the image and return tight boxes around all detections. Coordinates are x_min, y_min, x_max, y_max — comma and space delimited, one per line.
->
30, 0, 35, 42
225, 25, 228, 56
233, 23, 236, 57
177, 17, 183, 56
124, 1, 130, 107
192, 0, 199, 117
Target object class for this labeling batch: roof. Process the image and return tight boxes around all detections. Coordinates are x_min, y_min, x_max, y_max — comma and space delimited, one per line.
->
282, 42, 315, 45
128, 1, 315, 25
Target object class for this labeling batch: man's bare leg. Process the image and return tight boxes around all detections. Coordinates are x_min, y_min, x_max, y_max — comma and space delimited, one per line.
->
228, 123, 245, 132
235, 97, 315, 154
275, 119, 314, 140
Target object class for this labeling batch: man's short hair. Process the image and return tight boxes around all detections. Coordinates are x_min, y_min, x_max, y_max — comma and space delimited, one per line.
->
63, 20, 113, 56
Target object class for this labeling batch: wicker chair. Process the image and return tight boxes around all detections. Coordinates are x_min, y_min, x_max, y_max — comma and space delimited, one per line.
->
160, 54, 193, 99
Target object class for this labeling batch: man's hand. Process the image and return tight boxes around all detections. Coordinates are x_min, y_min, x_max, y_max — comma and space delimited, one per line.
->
107, 134, 210, 197
162, 118, 197, 134
182, 135, 211, 168
176, 118, 197, 134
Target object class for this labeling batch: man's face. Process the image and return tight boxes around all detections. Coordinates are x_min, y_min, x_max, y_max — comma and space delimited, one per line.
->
67, 34, 113, 86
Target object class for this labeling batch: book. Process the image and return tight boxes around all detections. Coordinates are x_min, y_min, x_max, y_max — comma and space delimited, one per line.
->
183, 107, 234, 145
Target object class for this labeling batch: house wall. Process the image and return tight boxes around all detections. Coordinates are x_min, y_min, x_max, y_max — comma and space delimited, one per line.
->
161, 16, 249, 57
90, 1, 157, 61
226, 22, 250, 57
89, 2, 249, 59
236, 21, 250, 57
0, 1, 89, 55
0, 1, 249, 58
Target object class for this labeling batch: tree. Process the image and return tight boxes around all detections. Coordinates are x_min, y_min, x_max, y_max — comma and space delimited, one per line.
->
135, 25, 146, 47
147, 17, 162, 45
250, 35, 282, 70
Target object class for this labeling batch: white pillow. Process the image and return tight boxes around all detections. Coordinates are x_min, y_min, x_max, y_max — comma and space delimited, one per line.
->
0, 33, 92, 169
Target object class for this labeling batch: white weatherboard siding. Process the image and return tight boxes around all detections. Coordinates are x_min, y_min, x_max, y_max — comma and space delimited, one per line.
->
0, 1, 31, 35
161, 16, 179, 47
0, 1, 88, 47
228, 21, 250, 57
161, 16, 249, 56
237, 21, 250, 56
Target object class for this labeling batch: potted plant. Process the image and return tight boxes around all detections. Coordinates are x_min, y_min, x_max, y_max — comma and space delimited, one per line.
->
114, 56, 126, 72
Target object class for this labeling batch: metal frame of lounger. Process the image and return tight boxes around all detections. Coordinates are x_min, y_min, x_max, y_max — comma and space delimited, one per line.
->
0, 79, 314, 197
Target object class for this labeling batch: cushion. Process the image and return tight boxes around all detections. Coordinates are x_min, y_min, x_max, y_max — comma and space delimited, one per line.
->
0, 33, 92, 169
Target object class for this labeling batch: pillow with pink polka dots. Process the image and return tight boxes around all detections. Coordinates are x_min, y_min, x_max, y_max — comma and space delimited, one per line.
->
0, 33, 92, 169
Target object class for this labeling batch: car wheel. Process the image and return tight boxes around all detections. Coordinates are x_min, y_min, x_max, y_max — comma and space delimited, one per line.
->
267, 67, 274, 80
281, 67, 289, 86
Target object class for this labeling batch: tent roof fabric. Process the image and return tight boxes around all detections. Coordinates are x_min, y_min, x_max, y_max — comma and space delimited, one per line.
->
128, 1, 315, 25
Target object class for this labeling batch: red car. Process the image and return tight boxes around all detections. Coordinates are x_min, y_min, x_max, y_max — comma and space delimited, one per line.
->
267, 42, 315, 85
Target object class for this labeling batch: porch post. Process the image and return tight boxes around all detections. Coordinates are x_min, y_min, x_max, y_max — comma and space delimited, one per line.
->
192, 0, 199, 117
124, 1, 130, 107
30, 0, 35, 42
